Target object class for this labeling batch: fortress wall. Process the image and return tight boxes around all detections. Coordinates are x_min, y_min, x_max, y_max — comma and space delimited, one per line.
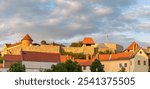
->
1, 45, 22, 56
23, 45, 60, 53
63, 47, 83, 53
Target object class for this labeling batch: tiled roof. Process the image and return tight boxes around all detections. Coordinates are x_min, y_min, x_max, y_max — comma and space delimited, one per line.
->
82, 37, 95, 44
22, 51, 60, 62
125, 41, 140, 50
111, 52, 132, 60
60, 55, 71, 63
99, 54, 111, 61
98, 52, 132, 61
3, 55, 22, 62
75, 59, 92, 66
21, 34, 33, 41
0, 64, 3, 68
77, 61, 91, 66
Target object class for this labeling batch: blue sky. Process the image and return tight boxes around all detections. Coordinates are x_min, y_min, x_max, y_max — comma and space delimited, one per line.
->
0, 0, 150, 49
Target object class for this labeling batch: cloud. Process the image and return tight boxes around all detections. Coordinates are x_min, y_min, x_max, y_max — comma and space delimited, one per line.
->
1, 0, 150, 49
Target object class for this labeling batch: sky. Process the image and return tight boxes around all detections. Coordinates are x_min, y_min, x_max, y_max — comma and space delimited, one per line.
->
0, 0, 150, 49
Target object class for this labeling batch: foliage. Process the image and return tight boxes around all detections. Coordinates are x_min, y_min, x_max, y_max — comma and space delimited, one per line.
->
60, 50, 86, 59
70, 41, 82, 47
9, 62, 26, 72
0, 57, 3, 63
118, 66, 126, 72
90, 59, 105, 72
45, 60, 82, 72
41, 40, 47, 45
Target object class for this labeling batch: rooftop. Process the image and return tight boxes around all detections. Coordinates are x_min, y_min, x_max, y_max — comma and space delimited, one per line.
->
82, 37, 95, 44
21, 34, 33, 41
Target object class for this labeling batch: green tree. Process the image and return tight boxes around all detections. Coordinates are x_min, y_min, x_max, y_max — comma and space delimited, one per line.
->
70, 41, 82, 47
46, 60, 82, 72
118, 66, 126, 72
41, 40, 47, 45
9, 62, 26, 72
90, 59, 105, 72
0, 57, 3, 63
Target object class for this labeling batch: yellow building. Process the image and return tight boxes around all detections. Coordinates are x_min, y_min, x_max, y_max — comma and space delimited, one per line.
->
95, 43, 123, 53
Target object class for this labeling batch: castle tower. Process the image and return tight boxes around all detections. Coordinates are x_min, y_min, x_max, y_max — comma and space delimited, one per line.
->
82, 37, 95, 55
21, 34, 33, 47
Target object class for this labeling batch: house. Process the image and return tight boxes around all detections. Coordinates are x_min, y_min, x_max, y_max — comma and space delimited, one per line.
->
95, 43, 123, 53
3, 51, 61, 72
75, 42, 149, 72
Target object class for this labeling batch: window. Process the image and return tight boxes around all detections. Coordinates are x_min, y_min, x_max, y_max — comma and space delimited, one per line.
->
86, 44, 91, 46
83, 66, 86, 70
119, 63, 122, 67
138, 60, 140, 65
144, 61, 146, 65
124, 63, 127, 67
140, 51, 142, 54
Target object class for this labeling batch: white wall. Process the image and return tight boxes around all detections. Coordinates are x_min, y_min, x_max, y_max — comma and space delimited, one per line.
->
22, 61, 58, 72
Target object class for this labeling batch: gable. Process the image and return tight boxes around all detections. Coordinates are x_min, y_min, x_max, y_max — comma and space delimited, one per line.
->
135, 49, 148, 59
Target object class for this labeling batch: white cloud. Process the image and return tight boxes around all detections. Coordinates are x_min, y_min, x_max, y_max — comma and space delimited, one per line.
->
94, 7, 112, 16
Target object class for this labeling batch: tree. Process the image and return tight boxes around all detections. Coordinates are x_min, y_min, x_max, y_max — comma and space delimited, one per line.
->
41, 40, 47, 45
46, 60, 82, 72
0, 57, 3, 63
9, 62, 26, 72
70, 41, 82, 47
90, 59, 105, 72
118, 66, 126, 72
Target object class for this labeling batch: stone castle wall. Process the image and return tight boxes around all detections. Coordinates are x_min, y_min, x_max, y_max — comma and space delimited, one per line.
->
23, 45, 60, 53
63, 47, 83, 53
1, 45, 60, 56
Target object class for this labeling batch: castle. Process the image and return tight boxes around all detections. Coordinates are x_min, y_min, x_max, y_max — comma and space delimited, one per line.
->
0, 34, 149, 72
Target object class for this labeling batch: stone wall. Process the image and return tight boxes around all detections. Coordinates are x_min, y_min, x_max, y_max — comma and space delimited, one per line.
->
23, 45, 60, 53
1, 44, 60, 57
63, 47, 83, 53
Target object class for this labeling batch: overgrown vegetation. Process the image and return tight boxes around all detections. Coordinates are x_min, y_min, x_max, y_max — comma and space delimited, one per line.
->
9, 62, 26, 72
70, 41, 82, 47
60, 50, 86, 59
90, 59, 105, 72
45, 60, 82, 72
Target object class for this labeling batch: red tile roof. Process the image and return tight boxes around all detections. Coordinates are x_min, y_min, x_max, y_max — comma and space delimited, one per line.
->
60, 55, 71, 63
82, 37, 95, 44
77, 61, 91, 66
0, 64, 3, 68
3, 55, 22, 62
22, 51, 60, 62
125, 41, 140, 50
21, 34, 33, 41
111, 52, 132, 60
99, 54, 111, 61
98, 52, 132, 61
75, 59, 92, 66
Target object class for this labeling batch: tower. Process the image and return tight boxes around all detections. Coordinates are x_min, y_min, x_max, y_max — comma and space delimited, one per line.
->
21, 34, 33, 47
82, 37, 95, 55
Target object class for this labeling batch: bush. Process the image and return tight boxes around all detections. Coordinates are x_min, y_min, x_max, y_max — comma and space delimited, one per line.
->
60, 50, 86, 59
46, 60, 82, 72
90, 59, 105, 72
9, 62, 26, 72
70, 41, 82, 47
